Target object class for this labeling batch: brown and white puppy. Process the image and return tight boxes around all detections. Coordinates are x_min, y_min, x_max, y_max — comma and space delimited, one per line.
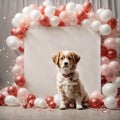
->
52, 50, 89, 110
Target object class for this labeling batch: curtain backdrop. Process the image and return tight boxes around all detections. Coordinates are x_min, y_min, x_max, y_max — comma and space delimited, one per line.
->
0, 0, 120, 89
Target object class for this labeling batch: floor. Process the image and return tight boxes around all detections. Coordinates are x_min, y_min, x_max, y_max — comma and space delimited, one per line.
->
0, 107, 120, 120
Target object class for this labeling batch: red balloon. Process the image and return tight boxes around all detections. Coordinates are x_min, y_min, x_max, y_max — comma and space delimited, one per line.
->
39, 15, 50, 27
18, 47, 24, 53
83, 2, 92, 13
45, 96, 54, 104
15, 76, 26, 87
117, 97, 120, 107
11, 27, 27, 39
39, 5, 46, 14
77, 11, 88, 21
89, 98, 103, 108
55, 9, 60, 16
7, 86, 18, 96
101, 46, 108, 56
49, 101, 56, 109
59, 5, 66, 11
117, 88, 120, 96
28, 99, 34, 108
107, 49, 117, 59
101, 76, 107, 86
0, 94, 5, 106
27, 94, 36, 103
107, 18, 117, 29
22, 103, 28, 109
58, 21, 65, 26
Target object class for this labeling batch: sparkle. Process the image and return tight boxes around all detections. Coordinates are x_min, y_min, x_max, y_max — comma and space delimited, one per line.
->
3, 17, 6, 20
0, 49, 2, 52
10, 66, 12, 69
6, 55, 9, 58
7, 81, 10, 84
6, 70, 9, 73
3, 48, 5, 50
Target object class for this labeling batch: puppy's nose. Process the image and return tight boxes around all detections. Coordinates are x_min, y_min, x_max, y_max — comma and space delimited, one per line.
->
64, 62, 68, 66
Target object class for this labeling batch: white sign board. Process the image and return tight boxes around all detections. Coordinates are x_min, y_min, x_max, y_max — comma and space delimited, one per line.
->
24, 25, 101, 98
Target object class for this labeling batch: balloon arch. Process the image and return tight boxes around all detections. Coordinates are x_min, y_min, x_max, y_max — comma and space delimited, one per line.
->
0, 0, 120, 110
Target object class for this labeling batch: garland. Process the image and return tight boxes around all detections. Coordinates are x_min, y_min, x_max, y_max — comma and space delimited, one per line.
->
0, 0, 120, 110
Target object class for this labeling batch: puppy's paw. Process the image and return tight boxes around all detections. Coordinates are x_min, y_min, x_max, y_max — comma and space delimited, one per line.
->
83, 103, 88, 108
59, 104, 66, 110
76, 104, 83, 110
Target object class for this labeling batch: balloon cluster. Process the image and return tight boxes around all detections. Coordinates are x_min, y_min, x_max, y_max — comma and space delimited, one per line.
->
89, 78, 120, 109
1, 0, 120, 110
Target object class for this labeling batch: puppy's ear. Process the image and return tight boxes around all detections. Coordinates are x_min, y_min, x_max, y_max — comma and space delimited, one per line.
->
52, 51, 61, 66
72, 52, 80, 64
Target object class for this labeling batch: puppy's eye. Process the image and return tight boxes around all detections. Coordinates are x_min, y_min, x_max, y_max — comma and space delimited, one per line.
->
68, 57, 72, 60
60, 57, 64, 60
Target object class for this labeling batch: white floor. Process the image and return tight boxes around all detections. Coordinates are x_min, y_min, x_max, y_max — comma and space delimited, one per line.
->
0, 107, 120, 120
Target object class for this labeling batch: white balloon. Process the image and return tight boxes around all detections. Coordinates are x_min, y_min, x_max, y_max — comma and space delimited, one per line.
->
14, 13, 23, 21
12, 64, 24, 76
34, 98, 47, 108
5, 95, 20, 106
66, 2, 76, 14
69, 14, 77, 25
30, 21, 39, 28
99, 24, 111, 35
81, 19, 91, 27
100, 9, 112, 22
76, 4, 82, 12
113, 77, 120, 88
6, 36, 20, 50
30, 10, 40, 21
17, 88, 29, 102
50, 16, 60, 27
54, 94, 60, 107
91, 21, 102, 32
12, 13, 23, 27
116, 38, 120, 47
12, 18, 20, 27
96, 8, 104, 17
104, 96, 117, 109
59, 11, 68, 22
22, 6, 32, 16
102, 83, 117, 96
16, 55, 24, 67
45, 6, 55, 17
43, 0, 53, 6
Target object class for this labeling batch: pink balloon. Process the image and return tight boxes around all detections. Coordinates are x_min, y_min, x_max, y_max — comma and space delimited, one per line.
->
16, 55, 24, 67
29, 4, 38, 9
101, 64, 111, 76
59, 11, 69, 25
17, 88, 29, 103
109, 61, 120, 73
101, 56, 110, 65
88, 12, 100, 21
104, 37, 117, 49
105, 71, 116, 82
90, 91, 104, 100
68, 14, 77, 25
20, 16, 31, 27
2, 91, 9, 96
1, 87, 9, 96
12, 65, 24, 76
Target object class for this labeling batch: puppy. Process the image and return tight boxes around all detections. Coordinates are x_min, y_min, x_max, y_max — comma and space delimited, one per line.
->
52, 50, 89, 110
